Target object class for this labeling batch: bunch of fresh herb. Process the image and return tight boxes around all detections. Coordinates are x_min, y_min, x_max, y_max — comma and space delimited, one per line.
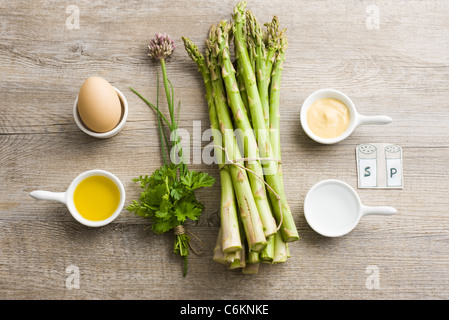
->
127, 33, 215, 276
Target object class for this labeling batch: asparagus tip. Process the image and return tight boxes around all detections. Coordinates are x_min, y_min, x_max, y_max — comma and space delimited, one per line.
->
182, 36, 205, 64
234, 1, 247, 23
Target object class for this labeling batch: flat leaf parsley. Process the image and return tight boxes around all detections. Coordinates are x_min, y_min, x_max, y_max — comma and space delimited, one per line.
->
127, 163, 214, 235
127, 34, 215, 276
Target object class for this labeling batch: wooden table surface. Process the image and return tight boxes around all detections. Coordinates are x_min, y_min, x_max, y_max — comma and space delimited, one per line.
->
1, 0, 448, 300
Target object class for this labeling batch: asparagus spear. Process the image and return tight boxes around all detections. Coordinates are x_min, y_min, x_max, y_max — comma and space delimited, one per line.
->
268, 19, 287, 173
207, 21, 277, 237
182, 37, 242, 253
213, 227, 228, 265
228, 208, 247, 270
273, 229, 288, 263
183, 35, 268, 252
247, 249, 261, 264
235, 58, 250, 123
267, 25, 289, 266
233, 1, 299, 243
259, 234, 274, 262
242, 262, 260, 275
228, 248, 245, 269
219, 167, 243, 253
246, 9, 271, 130
256, 13, 291, 261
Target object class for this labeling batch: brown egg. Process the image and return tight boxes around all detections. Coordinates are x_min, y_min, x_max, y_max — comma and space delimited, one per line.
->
77, 77, 122, 133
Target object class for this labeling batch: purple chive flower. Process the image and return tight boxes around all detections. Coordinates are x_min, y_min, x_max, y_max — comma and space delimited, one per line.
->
148, 32, 176, 60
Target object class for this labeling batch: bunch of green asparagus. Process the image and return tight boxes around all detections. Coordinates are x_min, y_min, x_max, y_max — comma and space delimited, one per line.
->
183, 1, 299, 274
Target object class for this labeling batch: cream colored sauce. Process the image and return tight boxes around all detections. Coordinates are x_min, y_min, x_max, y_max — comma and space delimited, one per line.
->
307, 98, 350, 139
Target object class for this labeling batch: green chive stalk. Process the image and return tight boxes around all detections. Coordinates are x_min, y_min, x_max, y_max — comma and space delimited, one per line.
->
147, 33, 188, 176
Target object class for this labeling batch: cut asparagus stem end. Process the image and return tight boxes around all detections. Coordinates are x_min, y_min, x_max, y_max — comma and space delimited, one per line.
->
242, 263, 260, 274
282, 228, 300, 243
223, 245, 243, 254
250, 241, 267, 252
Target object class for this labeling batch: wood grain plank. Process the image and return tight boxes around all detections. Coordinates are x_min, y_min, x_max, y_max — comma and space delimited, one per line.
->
1, 0, 448, 300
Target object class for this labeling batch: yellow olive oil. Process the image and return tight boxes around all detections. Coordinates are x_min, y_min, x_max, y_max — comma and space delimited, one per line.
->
73, 175, 120, 221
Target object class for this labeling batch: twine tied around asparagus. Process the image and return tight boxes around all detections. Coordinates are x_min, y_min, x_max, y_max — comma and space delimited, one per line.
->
204, 145, 284, 231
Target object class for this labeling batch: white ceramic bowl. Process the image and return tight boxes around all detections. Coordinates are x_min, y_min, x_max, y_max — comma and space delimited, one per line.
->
304, 179, 396, 237
29, 169, 125, 227
73, 87, 128, 139
300, 88, 392, 144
